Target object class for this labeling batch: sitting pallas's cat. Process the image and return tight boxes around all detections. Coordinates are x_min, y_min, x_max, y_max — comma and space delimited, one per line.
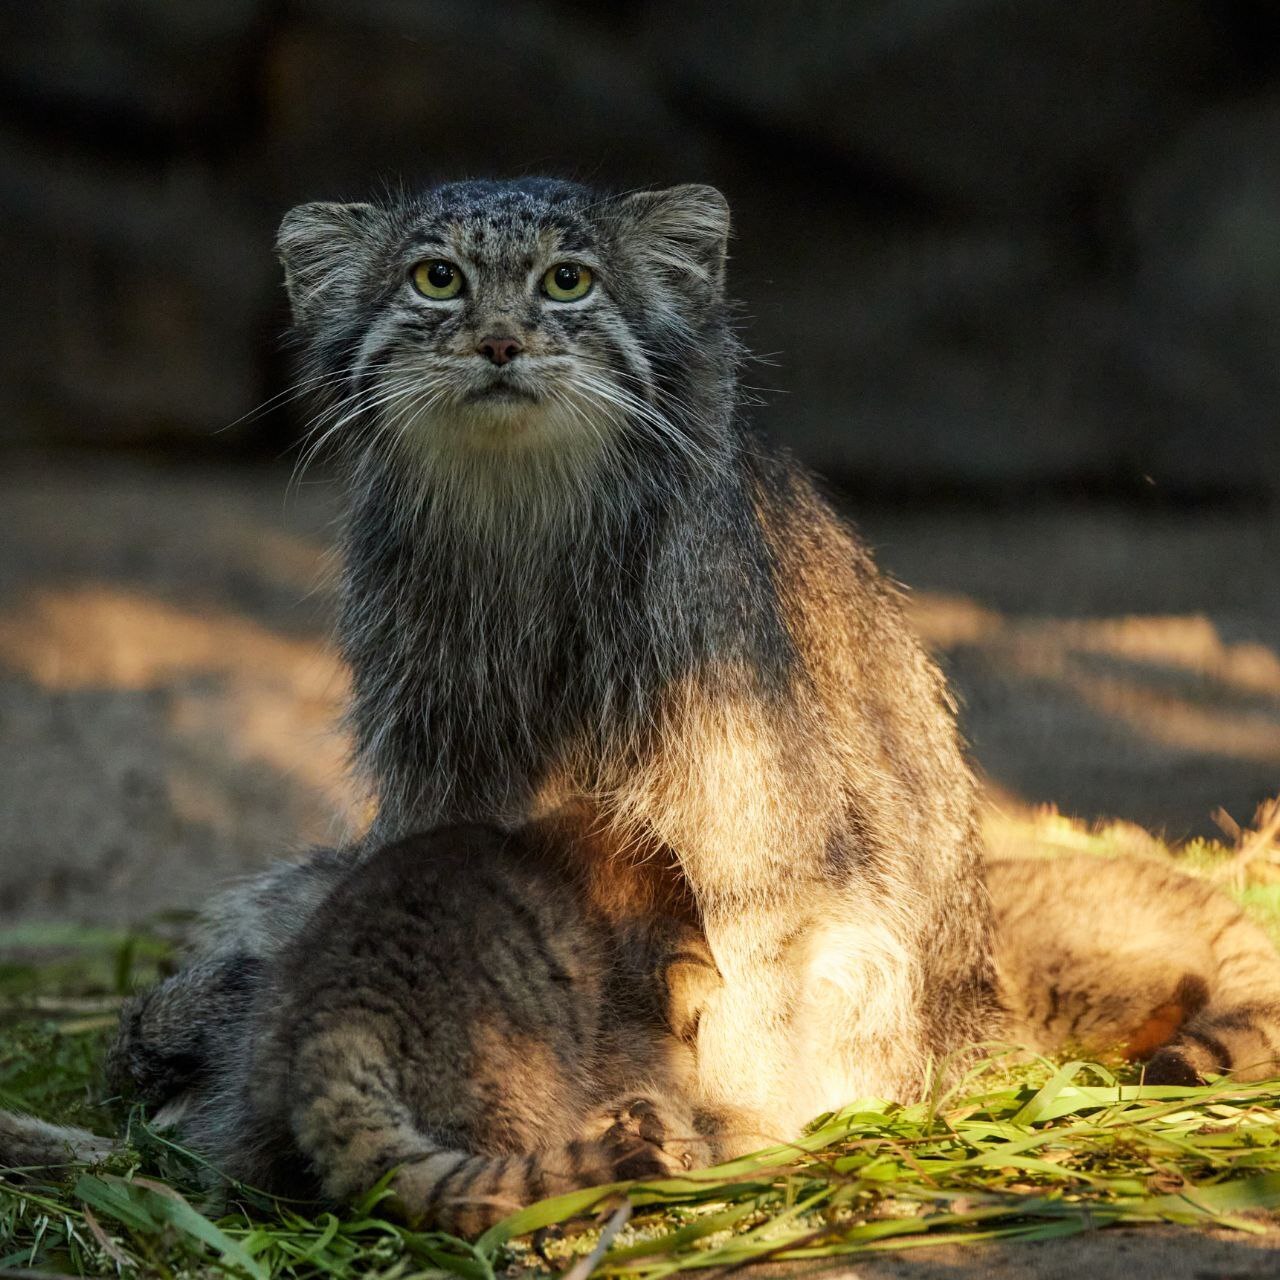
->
279, 177, 997, 1146
3, 178, 1280, 1231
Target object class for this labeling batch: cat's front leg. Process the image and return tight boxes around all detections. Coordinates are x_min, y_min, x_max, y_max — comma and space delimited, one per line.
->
686, 901, 812, 1156
690, 885, 929, 1158
644, 711, 915, 1152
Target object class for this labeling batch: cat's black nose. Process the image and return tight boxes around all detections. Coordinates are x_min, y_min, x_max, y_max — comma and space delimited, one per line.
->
477, 335, 523, 366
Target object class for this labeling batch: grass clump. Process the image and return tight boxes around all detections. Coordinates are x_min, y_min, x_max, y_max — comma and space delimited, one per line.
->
5, 1058, 1280, 1279
3, 817, 1280, 1278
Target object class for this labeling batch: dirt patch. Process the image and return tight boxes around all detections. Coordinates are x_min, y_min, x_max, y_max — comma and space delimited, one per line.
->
864, 502, 1280, 838
1, 461, 1276, 923
753, 1220, 1280, 1278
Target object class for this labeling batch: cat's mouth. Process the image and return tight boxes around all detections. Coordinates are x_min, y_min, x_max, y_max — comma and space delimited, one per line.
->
464, 374, 542, 406
469, 385, 540, 404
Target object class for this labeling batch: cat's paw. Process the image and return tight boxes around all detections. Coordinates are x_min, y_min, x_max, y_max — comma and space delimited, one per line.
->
586, 1095, 711, 1178
1143, 1044, 1206, 1086
690, 1103, 773, 1160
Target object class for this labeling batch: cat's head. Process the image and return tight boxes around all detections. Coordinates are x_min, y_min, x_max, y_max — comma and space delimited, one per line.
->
277, 178, 733, 517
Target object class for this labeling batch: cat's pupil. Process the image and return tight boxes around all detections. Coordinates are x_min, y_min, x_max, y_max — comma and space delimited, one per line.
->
428, 262, 454, 288
554, 265, 579, 291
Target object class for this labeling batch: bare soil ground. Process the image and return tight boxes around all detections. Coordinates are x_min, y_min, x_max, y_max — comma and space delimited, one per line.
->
2, 459, 1279, 1275
757, 1222, 1280, 1279
866, 499, 1280, 841
3, 460, 1276, 924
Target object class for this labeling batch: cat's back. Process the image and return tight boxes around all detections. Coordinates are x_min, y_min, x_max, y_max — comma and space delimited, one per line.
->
989, 852, 1237, 952
208, 825, 612, 1194
192, 822, 707, 1224
278, 824, 610, 1063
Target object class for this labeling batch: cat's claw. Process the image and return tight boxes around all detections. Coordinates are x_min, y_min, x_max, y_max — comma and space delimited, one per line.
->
588, 1095, 709, 1177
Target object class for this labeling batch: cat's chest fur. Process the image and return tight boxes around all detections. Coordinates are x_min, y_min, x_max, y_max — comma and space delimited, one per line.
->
345, 480, 675, 833
343, 456, 789, 840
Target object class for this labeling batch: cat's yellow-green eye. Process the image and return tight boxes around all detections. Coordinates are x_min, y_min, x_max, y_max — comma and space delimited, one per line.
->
542, 263, 593, 302
411, 259, 465, 300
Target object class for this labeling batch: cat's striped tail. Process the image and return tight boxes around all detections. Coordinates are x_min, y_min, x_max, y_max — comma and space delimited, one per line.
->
380, 1131, 669, 1236
0, 1111, 117, 1172
1144, 888, 1280, 1085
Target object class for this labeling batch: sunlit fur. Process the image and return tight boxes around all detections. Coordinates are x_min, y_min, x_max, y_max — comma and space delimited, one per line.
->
273, 177, 997, 1150
991, 854, 1280, 1084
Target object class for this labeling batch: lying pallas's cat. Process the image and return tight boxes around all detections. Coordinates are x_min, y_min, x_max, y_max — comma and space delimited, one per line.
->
6, 822, 716, 1236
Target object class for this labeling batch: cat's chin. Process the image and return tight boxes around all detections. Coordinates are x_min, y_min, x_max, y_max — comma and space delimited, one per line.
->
393, 396, 615, 531
463, 383, 542, 409
413, 394, 617, 462
453, 399, 564, 450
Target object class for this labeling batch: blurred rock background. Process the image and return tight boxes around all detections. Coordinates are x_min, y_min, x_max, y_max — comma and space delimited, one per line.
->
1, 1, 1278, 922
3, 0, 1279, 492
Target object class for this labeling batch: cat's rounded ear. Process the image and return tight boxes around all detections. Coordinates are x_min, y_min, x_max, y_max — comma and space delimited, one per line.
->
606, 184, 731, 293
275, 201, 379, 327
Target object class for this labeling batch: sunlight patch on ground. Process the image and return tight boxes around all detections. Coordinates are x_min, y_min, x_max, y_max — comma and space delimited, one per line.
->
0, 585, 361, 843
907, 591, 1280, 818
